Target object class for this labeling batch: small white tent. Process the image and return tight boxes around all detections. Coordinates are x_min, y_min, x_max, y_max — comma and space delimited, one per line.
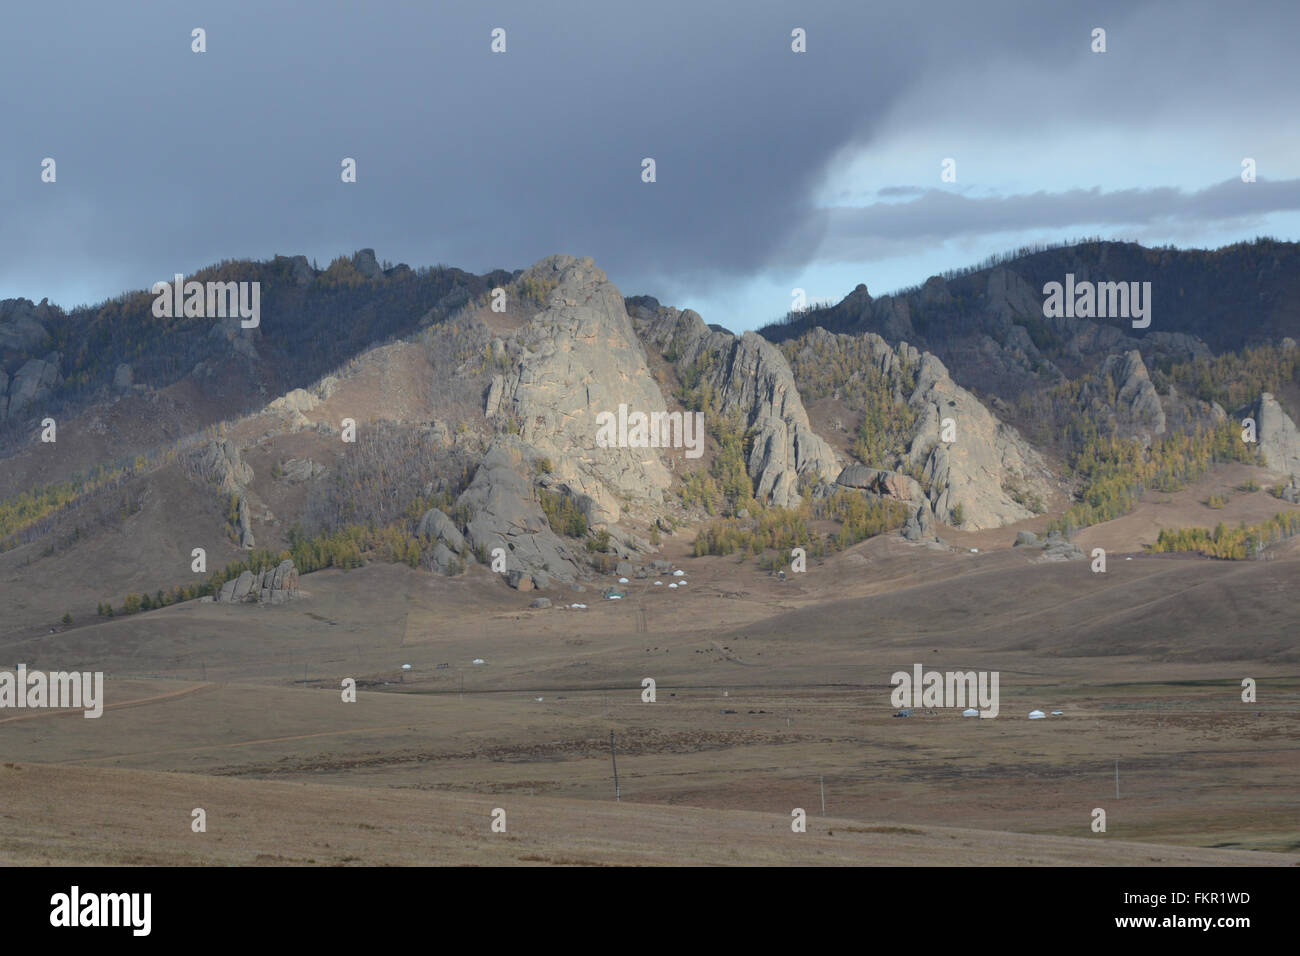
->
1028, 709, 1046, 719
962, 708, 979, 717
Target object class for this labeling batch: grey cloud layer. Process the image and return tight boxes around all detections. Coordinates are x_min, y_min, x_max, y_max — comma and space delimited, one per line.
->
0, 0, 1293, 308
809, 178, 1300, 263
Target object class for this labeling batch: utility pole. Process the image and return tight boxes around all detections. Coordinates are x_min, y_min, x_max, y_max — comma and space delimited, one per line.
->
1115, 760, 1120, 799
820, 776, 826, 815
610, 731, 621, 802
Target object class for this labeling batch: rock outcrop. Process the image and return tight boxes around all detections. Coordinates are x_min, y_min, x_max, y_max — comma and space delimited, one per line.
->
417, 507, 465, 551
280, 458, 326, 482
1082, 350, 1166, 443
1257, 393, 1300, 477
485, 256, 673, 525
3, 354, 62, 420
192, 439, 254, 495
0, 298, 54, 353
1013, 529, 1084, 561
835, 464, 923, 501
417, 507, 468, 574
185, 439, 257, 548
216, 559, 300, 604
782, 262, 1215, 403
236, 496, 255, 549
901, 502, 946, 548
456, 436, 582, 583
765, 325, 1053, 530
353, 248, 384, 280
208, 316, 259, 360
630, 300, 840, 506
902, 351, 1054, 530
268, 388, 320, 415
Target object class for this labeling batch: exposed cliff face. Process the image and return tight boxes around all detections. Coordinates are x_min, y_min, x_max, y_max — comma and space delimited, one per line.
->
629, 300, 840, 507
780, 326, 1054, 531
1257, 392, 1300, 477
903, 350, 1055, 529
486, 255, 672, 525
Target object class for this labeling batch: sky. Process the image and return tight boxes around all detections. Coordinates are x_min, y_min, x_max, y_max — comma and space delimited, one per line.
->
3, 0, 1298, 332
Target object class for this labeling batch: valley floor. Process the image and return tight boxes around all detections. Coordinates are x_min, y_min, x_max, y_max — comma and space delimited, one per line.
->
2, 493, 1298, 865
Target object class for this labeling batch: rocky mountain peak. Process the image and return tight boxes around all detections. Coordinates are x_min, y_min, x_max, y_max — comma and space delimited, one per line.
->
487, 255, 673, 526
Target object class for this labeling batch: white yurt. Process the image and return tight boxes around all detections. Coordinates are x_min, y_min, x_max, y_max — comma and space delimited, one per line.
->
962, 708, 979, 717
1028, 709, 1046, 719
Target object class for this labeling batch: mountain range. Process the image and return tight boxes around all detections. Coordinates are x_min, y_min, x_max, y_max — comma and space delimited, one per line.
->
2, 241, 1298, 630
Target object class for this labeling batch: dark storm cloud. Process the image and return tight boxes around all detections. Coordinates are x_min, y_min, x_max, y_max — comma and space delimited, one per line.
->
0, 0, 1292, 307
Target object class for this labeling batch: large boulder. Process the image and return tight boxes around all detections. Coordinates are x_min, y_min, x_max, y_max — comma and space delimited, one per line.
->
417, 507, 466, 552
231, 570, 256, 601
835, 465, 923, 501
1040, 530, 1085, 562
429, 542, 459, 574
1013, 529, 1083, 561
902, 503, 937, 542
457, 437, 580, 583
